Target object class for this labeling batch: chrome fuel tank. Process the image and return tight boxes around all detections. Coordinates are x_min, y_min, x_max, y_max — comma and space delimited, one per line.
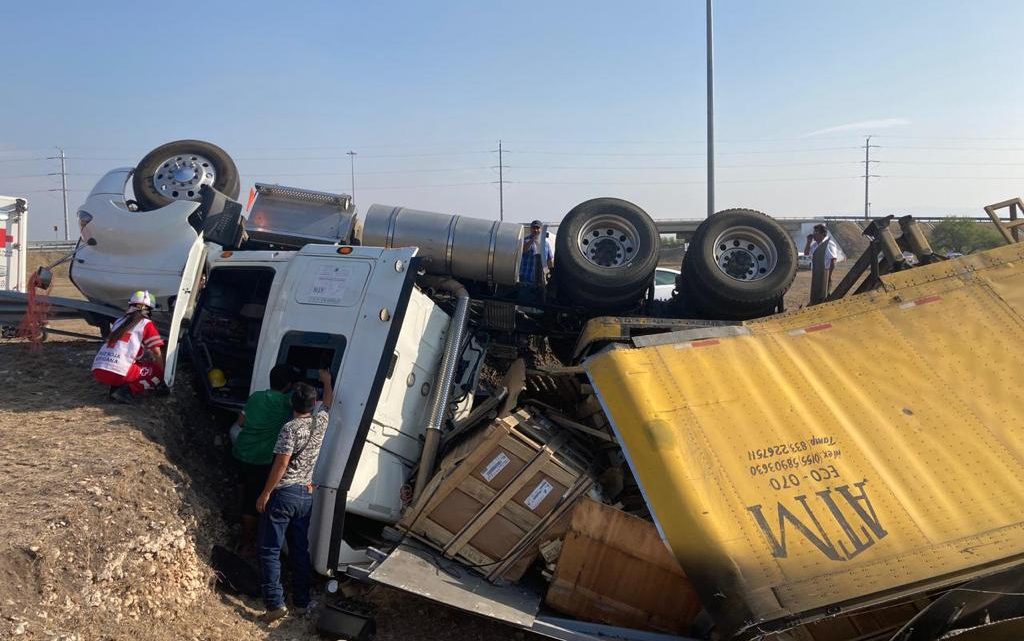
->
362, 205, 524, 285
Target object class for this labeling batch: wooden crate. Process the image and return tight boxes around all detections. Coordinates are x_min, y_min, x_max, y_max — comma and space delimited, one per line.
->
400, 409, 593, 583
545, 498, 703, 635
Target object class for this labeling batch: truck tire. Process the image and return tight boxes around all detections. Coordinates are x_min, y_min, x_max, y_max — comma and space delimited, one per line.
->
681, 208, 795, 318
132, 140, 240, 211
677, 274, 780, 320
554, 198, 660, 311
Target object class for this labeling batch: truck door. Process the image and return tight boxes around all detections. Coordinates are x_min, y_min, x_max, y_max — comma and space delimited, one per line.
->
162, 235, 206, 387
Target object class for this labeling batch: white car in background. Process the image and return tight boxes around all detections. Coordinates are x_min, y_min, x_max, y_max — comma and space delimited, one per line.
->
653, 266, 680, 301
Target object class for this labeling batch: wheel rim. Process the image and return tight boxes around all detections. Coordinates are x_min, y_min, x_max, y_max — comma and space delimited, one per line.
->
711, 226, 779, 282
576, 214, 640, 268
150, 153, 217, 202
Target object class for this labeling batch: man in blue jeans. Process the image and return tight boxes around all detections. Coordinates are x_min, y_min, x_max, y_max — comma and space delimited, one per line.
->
255, 369, 333, 623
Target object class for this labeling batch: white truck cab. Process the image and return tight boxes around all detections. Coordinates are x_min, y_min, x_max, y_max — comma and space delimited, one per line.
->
187, 243, 469, 571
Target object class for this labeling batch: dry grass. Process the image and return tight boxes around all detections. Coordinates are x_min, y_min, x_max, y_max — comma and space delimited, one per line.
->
0, 340, 534, 640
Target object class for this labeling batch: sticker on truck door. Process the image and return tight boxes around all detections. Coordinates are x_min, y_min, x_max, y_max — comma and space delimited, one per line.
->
296, 262, 370, 307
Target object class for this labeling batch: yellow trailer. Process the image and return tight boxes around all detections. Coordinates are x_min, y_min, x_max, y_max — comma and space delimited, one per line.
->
586, 241, 1024, 639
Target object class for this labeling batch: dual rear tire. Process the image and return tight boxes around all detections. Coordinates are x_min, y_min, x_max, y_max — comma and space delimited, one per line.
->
553, 198, 661, 312
680, 209, 797, 319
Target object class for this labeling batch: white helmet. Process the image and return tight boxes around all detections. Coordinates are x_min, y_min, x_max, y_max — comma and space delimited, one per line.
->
128, 290, 154, 309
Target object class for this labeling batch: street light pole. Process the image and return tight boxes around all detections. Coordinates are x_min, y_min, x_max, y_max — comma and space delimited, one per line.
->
706, 0, 715, 218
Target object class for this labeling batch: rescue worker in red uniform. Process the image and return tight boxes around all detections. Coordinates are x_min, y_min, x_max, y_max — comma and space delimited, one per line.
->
91, 290, 167, 403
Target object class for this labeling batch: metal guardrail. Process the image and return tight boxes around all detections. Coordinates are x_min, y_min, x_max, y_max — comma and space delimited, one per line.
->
28, 240, 77, 251
0, 290, 121, 326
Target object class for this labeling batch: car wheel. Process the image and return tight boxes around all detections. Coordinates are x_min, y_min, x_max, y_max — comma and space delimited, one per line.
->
554, 198, 660, 311
681, 208, 796, 319
132, 140, 240, 211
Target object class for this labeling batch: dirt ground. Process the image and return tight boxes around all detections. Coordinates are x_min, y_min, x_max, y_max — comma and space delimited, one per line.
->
784, 262, 853, 312
0, 337, 535, 640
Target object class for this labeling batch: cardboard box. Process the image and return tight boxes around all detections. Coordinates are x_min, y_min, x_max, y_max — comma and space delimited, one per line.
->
545, 498, 703, 635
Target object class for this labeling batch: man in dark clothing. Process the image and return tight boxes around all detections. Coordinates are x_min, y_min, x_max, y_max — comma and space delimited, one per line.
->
256, 370, 333, 623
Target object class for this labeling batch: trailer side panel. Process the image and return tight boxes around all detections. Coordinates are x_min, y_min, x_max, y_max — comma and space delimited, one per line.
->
586, 243, 1024, 639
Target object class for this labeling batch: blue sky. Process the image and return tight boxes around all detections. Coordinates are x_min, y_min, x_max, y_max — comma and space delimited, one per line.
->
2, 0, 1023, 238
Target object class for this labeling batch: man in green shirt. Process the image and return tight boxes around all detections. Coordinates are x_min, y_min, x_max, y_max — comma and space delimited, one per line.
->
233, 363, 299, 557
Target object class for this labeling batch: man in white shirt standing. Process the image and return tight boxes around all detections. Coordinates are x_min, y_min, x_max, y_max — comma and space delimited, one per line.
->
804, 224, 840, 294
519, 220, 555, 284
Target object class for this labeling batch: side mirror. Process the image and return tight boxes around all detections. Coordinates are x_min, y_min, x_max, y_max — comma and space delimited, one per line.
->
35, 267, 53, 290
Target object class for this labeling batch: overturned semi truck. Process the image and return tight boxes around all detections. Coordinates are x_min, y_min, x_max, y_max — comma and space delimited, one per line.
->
16, 140, 1024, 641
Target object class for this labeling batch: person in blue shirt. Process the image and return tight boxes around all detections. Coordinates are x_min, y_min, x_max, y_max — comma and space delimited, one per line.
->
519, 219, 554, 284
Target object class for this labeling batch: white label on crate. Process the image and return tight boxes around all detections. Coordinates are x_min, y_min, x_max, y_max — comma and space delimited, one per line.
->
524, 479, 554, 511
481, 452, 511, 482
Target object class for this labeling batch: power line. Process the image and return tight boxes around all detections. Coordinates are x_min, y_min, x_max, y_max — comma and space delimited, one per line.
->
357, 181, 495, 191
245, 166, 491, 177
0, 157, 47, 164
879, 135, 1024, 141
16, 188, 87, 194
507, 161, 860, 170
882, 160, 1024, 166
880, 175, 1024, 180
883, 145, 1024, 152
511, 176, 856, 186
239, 149, 495, 159
508, 146, 861, 157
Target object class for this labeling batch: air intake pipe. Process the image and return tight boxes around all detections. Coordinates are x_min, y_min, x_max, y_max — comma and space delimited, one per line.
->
412, 276, 471, 503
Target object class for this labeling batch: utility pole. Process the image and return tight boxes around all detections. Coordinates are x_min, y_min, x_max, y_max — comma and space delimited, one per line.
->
346, 150, 357, 204
47, 147, 70, 240
706, 0, 715, 218
862, 136, 880, 220
491, 141, 508, 221
498, 140, 504, 222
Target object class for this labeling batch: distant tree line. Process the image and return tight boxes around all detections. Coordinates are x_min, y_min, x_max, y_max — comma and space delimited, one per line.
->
929, 218, 1004, 255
